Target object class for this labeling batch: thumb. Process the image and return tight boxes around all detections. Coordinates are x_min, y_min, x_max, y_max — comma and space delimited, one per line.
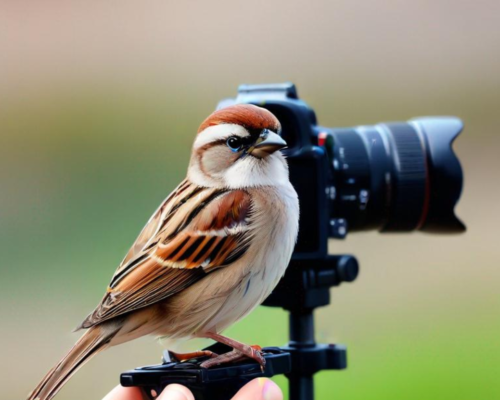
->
232, 378, 283, 400
158, 384, 195, 400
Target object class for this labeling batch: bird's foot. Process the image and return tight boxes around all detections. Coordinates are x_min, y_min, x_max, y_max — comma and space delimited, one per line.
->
169, 349, 218, 362
200, 345, 265, 371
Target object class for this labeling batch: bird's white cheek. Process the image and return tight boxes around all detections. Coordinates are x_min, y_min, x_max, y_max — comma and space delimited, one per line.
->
201, 147, 233, 177
189, 147, 239, 187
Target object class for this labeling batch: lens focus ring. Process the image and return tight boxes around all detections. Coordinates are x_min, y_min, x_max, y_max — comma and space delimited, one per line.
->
380, 123, 427, 231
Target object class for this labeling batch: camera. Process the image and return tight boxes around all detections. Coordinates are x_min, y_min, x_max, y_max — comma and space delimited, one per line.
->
220, 83, 465, 260
121, 83, 466, 400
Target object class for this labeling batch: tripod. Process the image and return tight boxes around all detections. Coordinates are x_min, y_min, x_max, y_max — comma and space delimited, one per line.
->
263, 255, 359, 400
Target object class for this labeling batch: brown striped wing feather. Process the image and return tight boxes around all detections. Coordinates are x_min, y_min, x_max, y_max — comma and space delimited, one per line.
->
78, 181, 252, 329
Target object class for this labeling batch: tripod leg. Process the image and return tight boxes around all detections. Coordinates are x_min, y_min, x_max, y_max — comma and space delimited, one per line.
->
200, 332, 266, 369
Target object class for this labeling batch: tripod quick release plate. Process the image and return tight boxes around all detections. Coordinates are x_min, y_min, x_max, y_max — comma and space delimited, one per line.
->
120, 343, 291, 400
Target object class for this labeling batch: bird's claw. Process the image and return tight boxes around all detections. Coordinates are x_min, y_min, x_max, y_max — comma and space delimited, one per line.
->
199, 345, 266, 370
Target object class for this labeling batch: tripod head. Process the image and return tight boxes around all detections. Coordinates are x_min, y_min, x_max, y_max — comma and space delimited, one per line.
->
263, 255, 359, 400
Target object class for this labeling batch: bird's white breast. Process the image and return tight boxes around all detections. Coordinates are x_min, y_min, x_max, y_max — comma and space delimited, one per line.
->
203, 182, 299, 333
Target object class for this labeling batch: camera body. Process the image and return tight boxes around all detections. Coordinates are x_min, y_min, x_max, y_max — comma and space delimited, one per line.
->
218, 83, 332, 260
218, 83, 465, 261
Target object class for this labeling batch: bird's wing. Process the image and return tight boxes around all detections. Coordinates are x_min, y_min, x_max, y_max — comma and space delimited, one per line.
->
78, 180, 253, 329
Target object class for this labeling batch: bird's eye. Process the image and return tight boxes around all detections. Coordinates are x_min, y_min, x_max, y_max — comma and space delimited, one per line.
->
226, 136, 243, 152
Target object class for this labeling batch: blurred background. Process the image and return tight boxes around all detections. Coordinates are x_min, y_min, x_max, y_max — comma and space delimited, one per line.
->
1, 1, 499, 399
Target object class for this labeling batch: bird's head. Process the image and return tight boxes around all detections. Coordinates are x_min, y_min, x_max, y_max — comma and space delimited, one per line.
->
188, 104, 289, 188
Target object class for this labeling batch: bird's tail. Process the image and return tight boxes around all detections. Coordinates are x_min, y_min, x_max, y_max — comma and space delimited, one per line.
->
27, 325, 117, 400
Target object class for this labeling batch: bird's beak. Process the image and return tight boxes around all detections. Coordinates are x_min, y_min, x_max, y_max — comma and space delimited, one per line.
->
247, 129, 287, 159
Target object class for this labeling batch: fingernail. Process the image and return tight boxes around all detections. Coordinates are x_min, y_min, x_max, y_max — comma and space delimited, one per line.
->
257, 377, 267, 388
262, 380, 282, 400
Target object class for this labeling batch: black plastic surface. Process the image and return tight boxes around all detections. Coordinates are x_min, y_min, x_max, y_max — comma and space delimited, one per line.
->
121, 343, 291, 400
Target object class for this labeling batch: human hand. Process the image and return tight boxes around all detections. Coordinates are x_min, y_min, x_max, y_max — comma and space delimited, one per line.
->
103, 378, 283, 400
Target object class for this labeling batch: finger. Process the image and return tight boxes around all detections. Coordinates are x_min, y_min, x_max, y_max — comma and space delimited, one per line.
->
232, 378, 283, 400
102, 385, 145, 400
158, 384, 195, 400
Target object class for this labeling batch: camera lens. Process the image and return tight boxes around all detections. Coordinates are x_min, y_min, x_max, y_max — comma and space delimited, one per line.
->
329, 117, 465, 233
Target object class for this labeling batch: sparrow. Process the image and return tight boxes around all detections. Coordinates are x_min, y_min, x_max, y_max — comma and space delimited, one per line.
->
28, 104, 299, 400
